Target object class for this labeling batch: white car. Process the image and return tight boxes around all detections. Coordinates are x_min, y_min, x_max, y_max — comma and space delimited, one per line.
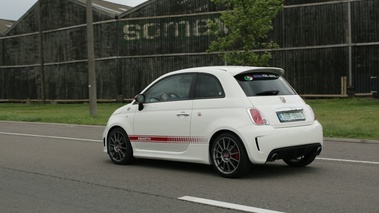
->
103, 66, 323, 178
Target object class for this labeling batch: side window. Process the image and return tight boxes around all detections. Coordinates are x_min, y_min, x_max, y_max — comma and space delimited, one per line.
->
144, 74, 194, 103
195, 73, 225, 99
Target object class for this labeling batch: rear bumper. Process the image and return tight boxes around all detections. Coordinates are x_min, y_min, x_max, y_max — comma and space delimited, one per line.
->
238, 121, 323, 164
266, 143, 322, 162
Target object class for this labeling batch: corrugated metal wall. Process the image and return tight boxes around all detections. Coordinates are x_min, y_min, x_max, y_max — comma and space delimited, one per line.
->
124, 0, 220, 18
119, 14, 220, 56
0, 0, 378, 100
272, 47, 348, 94
351, 0, 379, 93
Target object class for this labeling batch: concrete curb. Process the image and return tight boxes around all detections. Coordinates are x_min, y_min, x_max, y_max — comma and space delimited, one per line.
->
324, 137, 379, 144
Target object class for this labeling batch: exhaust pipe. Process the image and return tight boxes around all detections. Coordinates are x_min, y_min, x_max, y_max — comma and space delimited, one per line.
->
270, 153, 279, 161
316, 146, 322, 155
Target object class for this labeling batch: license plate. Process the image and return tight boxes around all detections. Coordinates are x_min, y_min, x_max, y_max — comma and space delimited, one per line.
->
277, 111, 305, 122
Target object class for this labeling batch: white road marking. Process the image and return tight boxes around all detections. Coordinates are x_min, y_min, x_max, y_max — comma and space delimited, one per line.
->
0, 132, 102, 143
178, 196, 285, 213
317, 157, 379, 165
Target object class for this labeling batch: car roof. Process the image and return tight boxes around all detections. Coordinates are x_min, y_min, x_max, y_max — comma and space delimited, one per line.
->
176, 66, 285, 76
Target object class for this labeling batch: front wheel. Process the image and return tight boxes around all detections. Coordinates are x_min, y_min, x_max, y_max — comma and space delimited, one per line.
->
283, 154, 317, 167
107, 127, 134, 165
211, 133, 250, 178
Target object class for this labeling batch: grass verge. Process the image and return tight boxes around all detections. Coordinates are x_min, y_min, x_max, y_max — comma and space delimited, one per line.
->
0, 98, 378, 140
306, 98, 379, 140
0, 103, 125, 126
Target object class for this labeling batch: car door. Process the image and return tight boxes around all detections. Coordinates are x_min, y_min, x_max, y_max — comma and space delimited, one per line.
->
132, 73, 194, 152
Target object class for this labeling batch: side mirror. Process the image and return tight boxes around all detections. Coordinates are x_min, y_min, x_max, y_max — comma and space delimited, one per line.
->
134, 94, 145, 111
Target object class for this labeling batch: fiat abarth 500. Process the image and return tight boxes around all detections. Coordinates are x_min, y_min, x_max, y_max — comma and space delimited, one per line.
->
103, 66, 323, 178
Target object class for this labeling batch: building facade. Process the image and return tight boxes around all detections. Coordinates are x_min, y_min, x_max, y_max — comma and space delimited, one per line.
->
0, 0, 378, 100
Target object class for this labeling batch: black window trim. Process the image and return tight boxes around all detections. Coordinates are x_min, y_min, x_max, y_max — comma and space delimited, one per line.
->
136, 72, 225, 104
141, 73, 196, 104
193, 73, 225, 100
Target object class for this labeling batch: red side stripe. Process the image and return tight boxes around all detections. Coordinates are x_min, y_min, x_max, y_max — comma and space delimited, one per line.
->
128, 135, 207, 144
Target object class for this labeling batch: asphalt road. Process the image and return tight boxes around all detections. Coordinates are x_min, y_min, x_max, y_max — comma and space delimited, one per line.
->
0, 121, 378, 213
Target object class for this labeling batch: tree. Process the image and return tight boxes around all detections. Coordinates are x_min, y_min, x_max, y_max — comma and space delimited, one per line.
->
207, 0, 284, 66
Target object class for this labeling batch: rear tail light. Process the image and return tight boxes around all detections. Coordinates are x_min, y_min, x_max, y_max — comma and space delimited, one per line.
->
248, 108, 270, 125
306, 105, 317, 121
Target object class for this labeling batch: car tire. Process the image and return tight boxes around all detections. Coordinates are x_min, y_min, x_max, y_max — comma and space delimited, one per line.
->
107, 127, 134, 165
211, 133, 250, 178
283, 154, 317, 167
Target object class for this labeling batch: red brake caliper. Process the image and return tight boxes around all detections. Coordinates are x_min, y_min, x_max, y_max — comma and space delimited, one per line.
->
233, 148, 239, 160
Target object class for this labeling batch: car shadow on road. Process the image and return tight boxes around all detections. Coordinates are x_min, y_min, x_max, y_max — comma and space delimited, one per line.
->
130, 158, 217, 176
245, 162, 322, 179
103, 158, 322, 179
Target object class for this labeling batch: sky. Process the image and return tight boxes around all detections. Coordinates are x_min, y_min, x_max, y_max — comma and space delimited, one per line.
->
0, 0, 147, 21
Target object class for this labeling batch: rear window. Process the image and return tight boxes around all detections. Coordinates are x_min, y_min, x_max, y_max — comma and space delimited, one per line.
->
235, 73, 296, 96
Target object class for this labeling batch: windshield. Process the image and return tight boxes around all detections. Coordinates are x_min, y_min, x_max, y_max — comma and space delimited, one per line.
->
235, 73, 296, 96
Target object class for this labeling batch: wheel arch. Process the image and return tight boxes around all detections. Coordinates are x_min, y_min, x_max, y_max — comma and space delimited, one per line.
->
208, 129, 246, 164
106, 125, 134, 164
105, 125, 130, 153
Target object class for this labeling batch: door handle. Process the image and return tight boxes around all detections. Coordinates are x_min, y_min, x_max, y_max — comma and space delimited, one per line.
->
176, 112, 190, 116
